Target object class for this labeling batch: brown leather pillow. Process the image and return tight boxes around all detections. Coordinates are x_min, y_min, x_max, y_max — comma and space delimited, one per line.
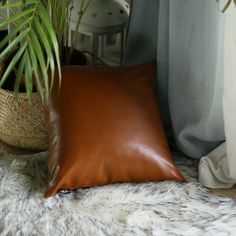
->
45, 63, 185, 197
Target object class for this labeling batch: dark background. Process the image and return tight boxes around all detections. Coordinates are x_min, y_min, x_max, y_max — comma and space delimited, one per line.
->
0, 30, 8, 52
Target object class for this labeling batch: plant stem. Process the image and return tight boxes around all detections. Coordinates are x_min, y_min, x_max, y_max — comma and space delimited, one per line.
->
67, 0, 91, 64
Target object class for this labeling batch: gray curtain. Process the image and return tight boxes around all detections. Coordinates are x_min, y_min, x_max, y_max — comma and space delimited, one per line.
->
123, 0, 225, 159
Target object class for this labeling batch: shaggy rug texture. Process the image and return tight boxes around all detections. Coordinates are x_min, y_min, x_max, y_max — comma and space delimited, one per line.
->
0, 151, 236, 236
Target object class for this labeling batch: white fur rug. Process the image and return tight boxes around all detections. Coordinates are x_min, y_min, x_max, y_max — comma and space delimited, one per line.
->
0, 151, 236, 236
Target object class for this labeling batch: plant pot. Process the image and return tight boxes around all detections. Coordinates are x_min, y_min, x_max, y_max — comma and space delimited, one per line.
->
0, 88, 48, 150
0, 53, 47, 150
62, 47, 88, 65
0, 48, 87, 150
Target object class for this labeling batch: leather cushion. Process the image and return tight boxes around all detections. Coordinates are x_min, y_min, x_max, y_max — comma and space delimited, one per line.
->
45, 63, 185, 197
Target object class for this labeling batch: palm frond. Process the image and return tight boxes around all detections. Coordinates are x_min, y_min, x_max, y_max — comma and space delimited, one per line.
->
216, 0, 236, 12
0, 0, 8, 5
222, 0, 233, 12
0, 0, 61, 101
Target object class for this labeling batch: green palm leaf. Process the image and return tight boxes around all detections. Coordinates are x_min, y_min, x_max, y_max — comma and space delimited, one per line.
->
216, 0, 236, 12
28, 42, 44, 100
0, 0, 61, 101
14, 50, 27, 96
0, 42, 27, 87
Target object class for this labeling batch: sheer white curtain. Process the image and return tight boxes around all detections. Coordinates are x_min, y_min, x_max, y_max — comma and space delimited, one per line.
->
199, 3, 236, 188
124, 0, 236, 188
124, 0, 225, 158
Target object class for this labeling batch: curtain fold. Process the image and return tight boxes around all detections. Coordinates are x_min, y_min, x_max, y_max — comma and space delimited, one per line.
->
199, 4, 236, 188
123, 0, 225, 159
123, 0, 158, 65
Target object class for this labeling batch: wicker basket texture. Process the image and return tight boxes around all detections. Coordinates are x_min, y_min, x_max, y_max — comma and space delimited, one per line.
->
0, 88, 48, 150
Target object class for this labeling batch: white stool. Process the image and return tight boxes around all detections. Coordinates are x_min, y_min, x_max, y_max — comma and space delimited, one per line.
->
70, 0, 130, 65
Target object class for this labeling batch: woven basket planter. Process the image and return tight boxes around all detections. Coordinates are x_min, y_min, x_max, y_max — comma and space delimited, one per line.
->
0, 88, 48, 150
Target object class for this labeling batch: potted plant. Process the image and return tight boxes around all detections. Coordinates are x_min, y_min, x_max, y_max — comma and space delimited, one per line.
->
0, 0, 91, 150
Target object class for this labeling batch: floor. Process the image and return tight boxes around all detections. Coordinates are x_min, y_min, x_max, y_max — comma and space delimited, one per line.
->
210, 186, 236, 200
0, 139, 236, 200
